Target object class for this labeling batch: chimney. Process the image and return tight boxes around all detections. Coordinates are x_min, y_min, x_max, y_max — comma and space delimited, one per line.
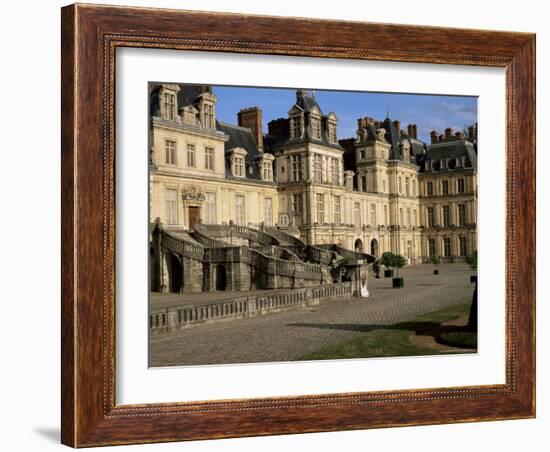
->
412, 124, 418, 139
407, 124, 414, 137
358, 117, 368, 130
430, 130, 438, 144
444, 127, 452, 140
238, 107, 263, 148
393, 120, 401, 136
455, 131, 465, 139
267, 118, 289, 138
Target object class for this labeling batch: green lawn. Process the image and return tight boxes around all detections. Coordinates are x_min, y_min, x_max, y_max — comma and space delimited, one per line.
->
298, 302, 474, 361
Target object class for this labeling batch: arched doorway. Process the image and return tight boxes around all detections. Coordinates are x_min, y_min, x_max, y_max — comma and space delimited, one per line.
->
166, 252, 184, 293
370, 238, 379, 257
215, 264, 227, 291
354, 239, 363, 253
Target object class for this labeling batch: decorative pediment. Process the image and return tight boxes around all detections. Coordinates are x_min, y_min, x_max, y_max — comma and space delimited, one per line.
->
181, 187, 206, 202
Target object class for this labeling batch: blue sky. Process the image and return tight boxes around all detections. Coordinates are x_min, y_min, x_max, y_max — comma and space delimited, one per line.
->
213, 85, 477, 143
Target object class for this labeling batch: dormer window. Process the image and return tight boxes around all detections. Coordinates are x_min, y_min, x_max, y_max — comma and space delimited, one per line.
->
290, 115, 303, 139
325, 113, 338, 143
234, 156, 245, 177
163, 93, 176, 121
310, 116, 321, 140
230, 147, 247, 178
262, 161, 272, 180
203, 103, 215, 129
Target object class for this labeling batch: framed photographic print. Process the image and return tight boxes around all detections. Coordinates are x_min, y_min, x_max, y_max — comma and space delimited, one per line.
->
61, 3, 536, 447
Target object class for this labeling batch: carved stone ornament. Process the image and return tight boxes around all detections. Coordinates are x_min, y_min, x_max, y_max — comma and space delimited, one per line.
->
181, 187, 206, 201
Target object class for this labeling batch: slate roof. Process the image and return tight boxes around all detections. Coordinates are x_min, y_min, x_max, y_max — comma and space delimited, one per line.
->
217, 121, 274, 182
422, 140, 477, 172
265, 90, 343, 152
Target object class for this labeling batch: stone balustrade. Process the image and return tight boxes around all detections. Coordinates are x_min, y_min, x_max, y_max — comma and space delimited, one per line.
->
149, 282, 354, 333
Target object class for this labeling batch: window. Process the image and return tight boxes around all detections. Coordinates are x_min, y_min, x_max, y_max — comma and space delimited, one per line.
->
311, 117, 321, 139
234, 156, 245, 177
291, 155, 302, 181
166, 188, 178, 224
384, 205, 388, 225
334, 196, 341, 224
292, 193, 302, 214
407, 208, 411, 227
354, 202, 361, 227
163, 93, 176, 120
264, 198, 273, 226
262, 160, 272, 180
427, 207, 435, 228
331, 158, 339, 185
360, 149, 366, 160
235, 194, 245, 225
186, 144, 196, 167
443, 237, 452, 257
313, 154, 323, 183
457, 178, 465, 193
316, 194, 325, 224
203, 103, 214, 129
361, 176, 367, 192
442, 205, 450, 227
205, 147, 214, 170
205, 192, 216, 224
291, 116, 302, 138
165, 140, 176, 165
405, 177, 410, 196
441, 180, 449, 195
426, 181, 434, 196
413, 209, 417, 227
428, 238, 436, 257
399, 208, 404, 226
458, 204, 466, 226
327, 121, 337, 142
398, 177, 402, 193
459, 236, 468, 257
370, 204, 377, 227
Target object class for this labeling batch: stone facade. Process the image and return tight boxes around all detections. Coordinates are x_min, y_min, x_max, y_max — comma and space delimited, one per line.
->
148, 83, 477, 293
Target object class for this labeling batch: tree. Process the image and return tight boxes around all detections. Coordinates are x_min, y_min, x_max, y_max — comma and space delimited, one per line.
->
430, 255, 440, 267
379, 252, 394, 269
391, 254, 407, 278
466, 251, 477, 271
379, 252, 406, 277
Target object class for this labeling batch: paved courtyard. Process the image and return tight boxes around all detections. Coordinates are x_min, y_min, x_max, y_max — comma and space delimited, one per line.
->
149, 263, 475, 366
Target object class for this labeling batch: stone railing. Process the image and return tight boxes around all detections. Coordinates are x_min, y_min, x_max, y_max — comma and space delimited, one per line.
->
317, 244, 376, 264
197, 224, 278, 246
150, 281, 354, 333
264, 227, 305, 247
161, 230, 204, 260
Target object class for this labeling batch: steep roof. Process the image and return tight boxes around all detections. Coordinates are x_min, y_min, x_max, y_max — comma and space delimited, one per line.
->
217, 121, 273, 182
422, 140, 477, 172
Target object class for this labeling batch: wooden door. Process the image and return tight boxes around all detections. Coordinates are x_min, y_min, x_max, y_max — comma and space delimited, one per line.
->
188, 207, 200, 230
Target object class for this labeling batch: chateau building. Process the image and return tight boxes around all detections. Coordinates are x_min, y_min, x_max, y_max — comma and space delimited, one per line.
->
149, 83, 477, 273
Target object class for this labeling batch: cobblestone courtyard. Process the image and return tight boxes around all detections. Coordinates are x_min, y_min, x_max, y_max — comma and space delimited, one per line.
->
149, 263, 475, 366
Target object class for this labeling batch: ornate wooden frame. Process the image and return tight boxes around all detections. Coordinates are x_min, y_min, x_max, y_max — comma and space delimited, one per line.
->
61, 3, 536, 447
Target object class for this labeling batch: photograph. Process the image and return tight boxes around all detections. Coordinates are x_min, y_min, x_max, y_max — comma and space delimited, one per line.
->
147, 83, 479, 367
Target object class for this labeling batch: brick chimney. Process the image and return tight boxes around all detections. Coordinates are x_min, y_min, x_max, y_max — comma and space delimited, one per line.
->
430, 130, 438, 144
238, 107, 263, 148
455, 131, 465, 139
393, 120, 401, 136
444, 127, 452, 140
412, 124, 418, 139
407, 124, 414, 137
267, 117, 289, 139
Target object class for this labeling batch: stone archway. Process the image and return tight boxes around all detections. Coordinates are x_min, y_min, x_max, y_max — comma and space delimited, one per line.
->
166, 252, 184, 293
354, 238, 363, 253
370, 238, 379, 257
215, 264, 227, 291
